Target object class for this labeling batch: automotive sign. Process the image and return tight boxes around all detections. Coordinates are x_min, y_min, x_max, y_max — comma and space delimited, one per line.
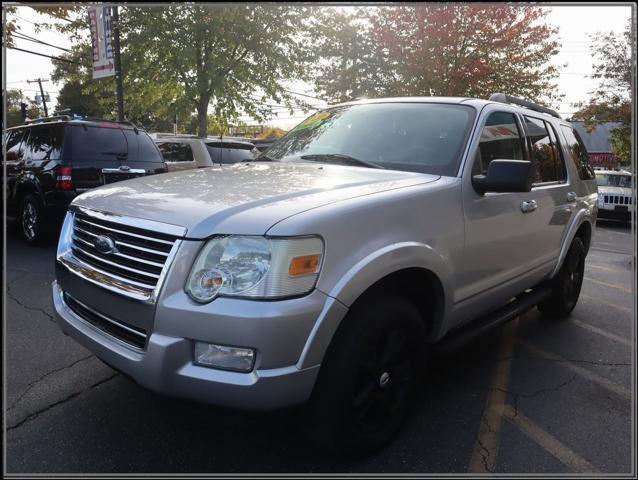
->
88, 6, 115, 79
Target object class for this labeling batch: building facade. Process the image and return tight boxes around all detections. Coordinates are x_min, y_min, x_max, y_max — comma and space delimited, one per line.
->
570, 121, 623, 170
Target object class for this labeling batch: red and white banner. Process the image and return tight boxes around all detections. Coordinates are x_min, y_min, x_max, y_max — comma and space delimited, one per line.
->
88, 6, 114, 79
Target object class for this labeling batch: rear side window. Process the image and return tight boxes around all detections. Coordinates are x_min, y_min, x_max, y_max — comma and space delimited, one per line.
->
561, 125, 595, 180
157, 142, 194, 162
546, 122, 567, 182
135, 131, 164, 162
4, 128, 28, 161
23, 125, 64, 162
205, 143, 258, 164
70, 125, 127, 162
523, 116, 563, 184
476, 112, 525, 174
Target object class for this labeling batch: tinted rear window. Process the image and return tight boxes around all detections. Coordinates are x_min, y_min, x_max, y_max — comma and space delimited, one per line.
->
69, 125, 163, 163
128, 130, 163, 162
205, 143, 258, 164
23, 125, 64, 162
561, 125, 595, 180
69, 125, 127, 161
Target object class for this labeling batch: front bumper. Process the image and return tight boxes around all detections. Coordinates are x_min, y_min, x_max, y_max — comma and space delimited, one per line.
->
597, 207, 632, 221
52, 281, 322, 410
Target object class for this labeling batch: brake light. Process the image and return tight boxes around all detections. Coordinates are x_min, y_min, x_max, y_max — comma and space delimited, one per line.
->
55, 166, 74, 190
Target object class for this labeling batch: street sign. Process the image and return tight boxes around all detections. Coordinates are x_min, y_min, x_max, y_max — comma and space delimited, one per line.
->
88, 6, 115, 79
35, 94, 50, 105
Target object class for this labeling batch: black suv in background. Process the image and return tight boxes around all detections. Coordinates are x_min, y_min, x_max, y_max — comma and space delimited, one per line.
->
3, 117, 168, 245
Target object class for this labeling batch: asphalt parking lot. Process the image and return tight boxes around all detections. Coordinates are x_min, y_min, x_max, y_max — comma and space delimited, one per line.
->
4, 218, 635, 474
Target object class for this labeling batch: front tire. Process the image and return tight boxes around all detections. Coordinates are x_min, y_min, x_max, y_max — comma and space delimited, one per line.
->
538, 237, 586, 318
308, 296, 427, 457
19, 194, 51, 245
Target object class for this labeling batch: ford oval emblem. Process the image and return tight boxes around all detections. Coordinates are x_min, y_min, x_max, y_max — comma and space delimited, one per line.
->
94, 235, 117, 254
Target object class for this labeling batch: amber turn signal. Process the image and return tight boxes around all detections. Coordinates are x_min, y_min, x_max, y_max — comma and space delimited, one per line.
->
288, 254, 321, 277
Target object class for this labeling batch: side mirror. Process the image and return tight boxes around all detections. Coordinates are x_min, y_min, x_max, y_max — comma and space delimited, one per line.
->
472, 159, 533, 195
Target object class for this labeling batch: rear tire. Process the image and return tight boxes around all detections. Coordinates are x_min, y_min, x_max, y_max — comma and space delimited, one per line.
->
538, 237, 586, 318
19, 194, 52, 245
307, 295, 427, 457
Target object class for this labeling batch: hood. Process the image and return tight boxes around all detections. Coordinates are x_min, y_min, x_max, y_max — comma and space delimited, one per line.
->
72, 162, 438, 237
598, 185, 631, 195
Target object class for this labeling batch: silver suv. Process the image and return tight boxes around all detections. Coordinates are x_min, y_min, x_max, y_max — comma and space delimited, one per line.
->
53, 95, 598, 455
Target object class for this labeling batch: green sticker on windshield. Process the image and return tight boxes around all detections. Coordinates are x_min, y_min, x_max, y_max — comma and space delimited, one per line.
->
291, 111, 331, 132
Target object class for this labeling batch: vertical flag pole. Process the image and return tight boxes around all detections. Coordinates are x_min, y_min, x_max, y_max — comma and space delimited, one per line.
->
112, 5, 125, 122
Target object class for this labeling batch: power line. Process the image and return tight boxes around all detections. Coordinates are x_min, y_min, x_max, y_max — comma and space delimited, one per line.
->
13, 31, 72, 52
7, 46, 83, 65
283, 89, 326, 102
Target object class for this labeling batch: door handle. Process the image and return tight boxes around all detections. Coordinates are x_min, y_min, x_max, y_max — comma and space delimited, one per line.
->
520, 200, 537, 213
566, 191, 577, 202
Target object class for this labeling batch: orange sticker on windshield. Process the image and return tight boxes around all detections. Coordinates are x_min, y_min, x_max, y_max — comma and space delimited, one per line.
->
291, 111, 331, 132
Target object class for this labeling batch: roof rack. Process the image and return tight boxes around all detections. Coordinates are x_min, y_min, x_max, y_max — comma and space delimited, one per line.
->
489, 93, 561, 119
28, 115, 73, 124
80, 116, 139, 128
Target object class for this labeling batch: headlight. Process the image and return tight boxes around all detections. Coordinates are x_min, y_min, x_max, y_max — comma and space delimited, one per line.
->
186, 235, 324, 303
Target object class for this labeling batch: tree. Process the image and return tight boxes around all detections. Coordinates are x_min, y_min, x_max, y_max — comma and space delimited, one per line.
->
44, 5, 316, 136
572, 21, 632, 166
256, 126, 287, 140
315, 5, 562, 107
54, 81, 109, 117
311, 8, 393, 103
4, 89, 42, 127
3, 6, 18, 48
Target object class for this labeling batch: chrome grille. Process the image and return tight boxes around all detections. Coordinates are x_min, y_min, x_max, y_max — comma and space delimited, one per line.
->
64, 208, 185, 301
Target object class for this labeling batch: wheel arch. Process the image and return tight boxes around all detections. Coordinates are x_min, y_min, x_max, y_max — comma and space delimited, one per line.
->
297, 243, 452, 369
15, 179, 43, 205
550, 210, 594, 279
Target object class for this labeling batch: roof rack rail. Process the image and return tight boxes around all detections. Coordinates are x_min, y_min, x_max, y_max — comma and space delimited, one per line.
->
488, 93, 561, 119
80, 116, 139, 128
28, 114, 73, 124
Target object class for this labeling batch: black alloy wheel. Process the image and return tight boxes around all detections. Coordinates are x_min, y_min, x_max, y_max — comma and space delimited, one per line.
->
538, 237, 586, 318
307, 295, 426, 457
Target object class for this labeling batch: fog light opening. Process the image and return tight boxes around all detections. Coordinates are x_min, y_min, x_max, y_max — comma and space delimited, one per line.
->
194, 342, 255, 372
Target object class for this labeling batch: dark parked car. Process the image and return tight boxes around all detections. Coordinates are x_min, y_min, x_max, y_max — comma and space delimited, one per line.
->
3, 117, 168, 245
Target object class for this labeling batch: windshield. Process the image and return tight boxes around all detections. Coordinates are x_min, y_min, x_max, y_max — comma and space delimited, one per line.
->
266, 103, 476, 176
596, 174, 631, 188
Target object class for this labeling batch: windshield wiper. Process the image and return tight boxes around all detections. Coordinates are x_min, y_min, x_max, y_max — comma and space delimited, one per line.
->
300, 153, 384, 169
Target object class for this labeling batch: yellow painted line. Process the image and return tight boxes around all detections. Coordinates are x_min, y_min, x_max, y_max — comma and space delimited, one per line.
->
519, 342, 631, 400
580, 293, 632, 315
584, 276, 632, 294
468, 318, 519, 473
570, 318, 632, 348
502, 404, 600, 474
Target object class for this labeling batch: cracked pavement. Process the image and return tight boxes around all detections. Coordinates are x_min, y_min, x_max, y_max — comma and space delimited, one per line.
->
4, 218, 634, 473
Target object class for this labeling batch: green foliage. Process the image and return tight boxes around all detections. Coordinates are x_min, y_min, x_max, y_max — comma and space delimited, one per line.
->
45, 5, 315, 135
573, 20, 632, 166
4, 89, 42, 127
311, 8, 391, 103
3, 6, 18, 47
313, 6, 563, 107
55, 81, 109, 117
609, 124, 631, 167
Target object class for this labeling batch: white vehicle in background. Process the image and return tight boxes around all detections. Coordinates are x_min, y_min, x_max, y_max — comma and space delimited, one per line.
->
150, 133, 260, 171
595, 169, 633, 222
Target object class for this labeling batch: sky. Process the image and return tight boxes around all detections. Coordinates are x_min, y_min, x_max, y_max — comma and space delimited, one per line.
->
3, 5, 633, 131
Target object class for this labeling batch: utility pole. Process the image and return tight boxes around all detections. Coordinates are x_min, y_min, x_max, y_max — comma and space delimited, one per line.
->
170, 102, 177, 135
112, 5, 125, 122
27, 78, 49, 117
